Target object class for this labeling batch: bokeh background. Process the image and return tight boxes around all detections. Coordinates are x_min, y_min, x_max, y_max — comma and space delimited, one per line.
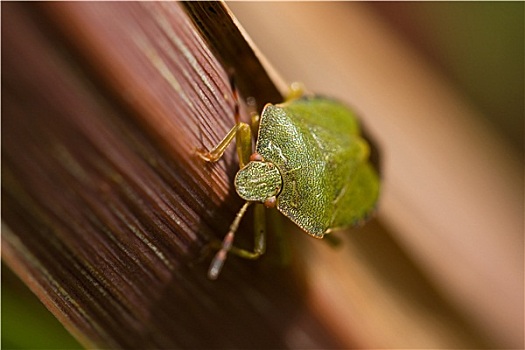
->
227, 3, 523, 348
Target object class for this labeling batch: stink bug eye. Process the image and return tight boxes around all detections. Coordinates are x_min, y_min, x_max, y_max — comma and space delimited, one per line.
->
263, 196, 277, 209
198, 79, 380, 279
250, 152, 263, 162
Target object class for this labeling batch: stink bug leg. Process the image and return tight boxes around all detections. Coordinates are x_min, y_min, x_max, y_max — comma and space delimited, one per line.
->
208, 201, 266, 280
196, 123, 241, 163
196, 76, 247, 164
285, 82, 305, 102
199, 75, 267, 279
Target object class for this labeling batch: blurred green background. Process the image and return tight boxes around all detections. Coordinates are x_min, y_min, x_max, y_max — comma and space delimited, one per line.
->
372, 2, 523, 155
2, 264, 81, 349
2, 2, 523, 348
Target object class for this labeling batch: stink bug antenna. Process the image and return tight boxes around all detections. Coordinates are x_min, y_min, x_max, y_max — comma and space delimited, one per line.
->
228, 71, 241, 124
208, 201, 252, 279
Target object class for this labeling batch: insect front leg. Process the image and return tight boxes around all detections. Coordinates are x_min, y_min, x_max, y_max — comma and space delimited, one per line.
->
197, 123, 241, 162
197, 120, 253, 163
235, 123, 252, 169
198, 76, 253, 164
228, 202, 266, 259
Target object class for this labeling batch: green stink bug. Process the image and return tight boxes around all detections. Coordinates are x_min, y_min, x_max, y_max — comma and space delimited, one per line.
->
199, 85, 380, 279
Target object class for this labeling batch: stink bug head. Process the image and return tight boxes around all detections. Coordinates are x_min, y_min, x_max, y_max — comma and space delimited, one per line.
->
234, 160, 283, 203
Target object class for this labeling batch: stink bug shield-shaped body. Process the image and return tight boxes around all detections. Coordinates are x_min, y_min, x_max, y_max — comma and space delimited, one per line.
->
250, 99, 379, 236
199, 92, 380, 279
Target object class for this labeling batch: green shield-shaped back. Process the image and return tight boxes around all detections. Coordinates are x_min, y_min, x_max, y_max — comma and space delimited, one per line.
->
256, 97, 380, 238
